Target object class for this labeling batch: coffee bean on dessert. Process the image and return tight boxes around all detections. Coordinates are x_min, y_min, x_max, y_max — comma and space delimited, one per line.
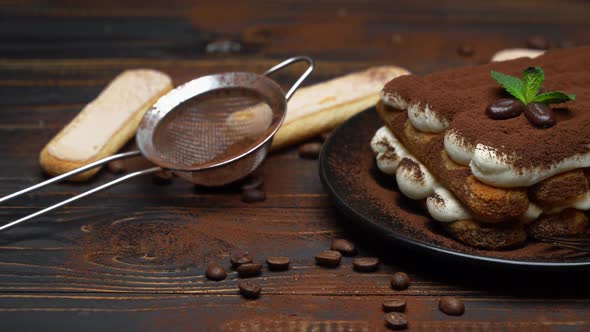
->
526, 35, 550, 50
315, 250, 342, 267
205, 262, 227, 281
524, 102, 556, 128
485, 98, 524, 120
352, 257, 380, 272
390, 272, 411, 290
238, 281, 261, 299
384, 312, 408, 330
152, 170, 173, 185
266, 256, 290, 271
298, 142, 322, 159
382, 297, 407, 312
107, 160, 127, 174
241, 189, 266, 203
241, 175, 264, 191
439, 297, 465, 316
457, 43, 474, 57
330, 238, 357, 256
230, 253, 253, 268
236, 263, 263, 278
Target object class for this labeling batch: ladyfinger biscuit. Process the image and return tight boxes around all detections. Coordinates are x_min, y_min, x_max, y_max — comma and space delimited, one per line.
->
40, 70, 173, 181
445, 219, 527, 250
271, 66, 409, 150
378, 102, 529, 223
490, 48, 544, 62
527, 209, 588, 238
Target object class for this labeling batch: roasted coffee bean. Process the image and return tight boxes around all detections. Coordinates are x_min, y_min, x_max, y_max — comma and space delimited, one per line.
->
485, 98, 524, 120
230, 253, 253, 268
107, 160, 127, 174
205, 262, 227, 281
238, 281, 261, 299
384, 312, 408, 330
152, 170, 173, 185
241, 176, 264, 191
236, 263, 263, 278
526, 35, 550, 50
241, 189, 266, 203
457, 44, 474, 57
391, 272, 411, 290
439, 297, 465, 316
315, 250, 342, 267
352, 257, 380, 272
298, 142, 322, 159
266, 256, 290, 271
524, 102, 556, 128
382, 297, 407, 312
330, 238, 357, 256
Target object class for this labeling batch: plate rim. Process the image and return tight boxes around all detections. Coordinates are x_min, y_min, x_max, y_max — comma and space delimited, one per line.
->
319, 109, 590, 270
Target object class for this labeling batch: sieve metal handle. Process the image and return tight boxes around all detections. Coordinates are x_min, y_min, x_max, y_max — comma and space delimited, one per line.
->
0, 56, 315, 233
263, 56, 314, 101
0, 151, 161, 232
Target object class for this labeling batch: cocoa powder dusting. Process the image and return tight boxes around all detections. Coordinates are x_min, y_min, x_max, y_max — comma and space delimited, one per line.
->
383, 46, 590, 170
399, 158, 424, 185
326, 111, 589, 261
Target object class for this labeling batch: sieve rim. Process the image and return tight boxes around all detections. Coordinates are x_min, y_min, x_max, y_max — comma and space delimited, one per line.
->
135, 71, 287, 172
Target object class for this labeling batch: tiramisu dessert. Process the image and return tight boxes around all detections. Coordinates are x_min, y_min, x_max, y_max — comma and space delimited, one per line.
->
371, 46, 590, 249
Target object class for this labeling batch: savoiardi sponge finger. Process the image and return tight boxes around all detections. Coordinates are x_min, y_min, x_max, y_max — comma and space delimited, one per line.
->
39, 70, 172, 181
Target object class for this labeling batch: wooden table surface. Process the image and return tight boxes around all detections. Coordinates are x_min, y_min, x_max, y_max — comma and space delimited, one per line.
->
1, 1, 589, 331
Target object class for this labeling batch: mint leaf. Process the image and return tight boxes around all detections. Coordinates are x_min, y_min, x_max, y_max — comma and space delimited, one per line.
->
533, 91, 576, 104
490, 70, 526, 104
522, 67, 544, 104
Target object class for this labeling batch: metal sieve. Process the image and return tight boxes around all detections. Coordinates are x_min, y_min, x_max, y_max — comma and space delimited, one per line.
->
0, 56, 314, 232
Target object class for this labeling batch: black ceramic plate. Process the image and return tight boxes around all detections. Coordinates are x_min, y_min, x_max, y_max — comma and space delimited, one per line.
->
319, 109, 590, 270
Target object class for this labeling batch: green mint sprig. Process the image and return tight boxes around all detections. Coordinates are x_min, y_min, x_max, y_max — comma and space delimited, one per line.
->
490, 66, 576, 105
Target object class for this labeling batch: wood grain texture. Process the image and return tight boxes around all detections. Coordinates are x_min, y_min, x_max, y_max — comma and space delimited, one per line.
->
0, 0, 589, 331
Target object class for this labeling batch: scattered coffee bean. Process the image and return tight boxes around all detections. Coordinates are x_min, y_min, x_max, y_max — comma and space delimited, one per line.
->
457, 44, 474, 57
238, 281, 261, 299
298, 142, 322, 159
205, 262, 227, 281
330, 238, 357, 256
526, 35, 550, 50
382, 297, 407, 312
107, 160, 127, 174
266, 256, 290, 271
524, 102, 556, 128
230, 253, 253, 268
384, 312, 408, 330
439, 297, 465, 316
236, 263, 263, 278
152, 170, 173, 185
241, 189, 266, 203
315, 250, 342, 267
352, 257, 380, 273
241, 175, 264, 191
485, 98, 524, 120
390, 272, 410, 290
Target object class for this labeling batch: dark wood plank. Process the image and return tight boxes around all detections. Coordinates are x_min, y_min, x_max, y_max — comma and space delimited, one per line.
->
0, 0, 590, 330
0, 294, 588, 331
